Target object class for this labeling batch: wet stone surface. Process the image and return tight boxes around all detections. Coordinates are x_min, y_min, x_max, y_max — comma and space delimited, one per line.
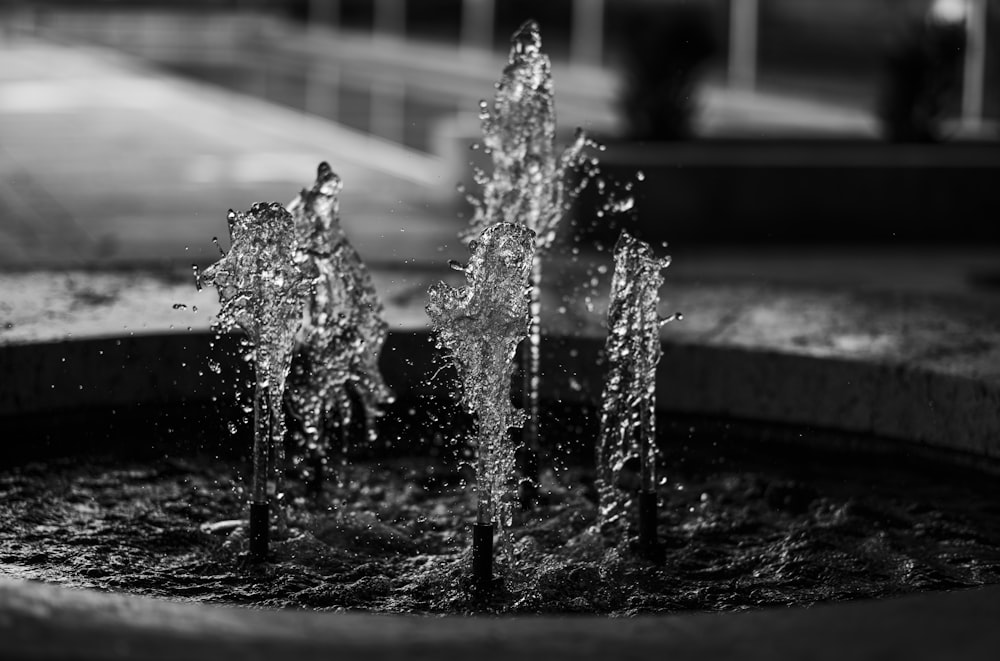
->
2, 428, 1000, 615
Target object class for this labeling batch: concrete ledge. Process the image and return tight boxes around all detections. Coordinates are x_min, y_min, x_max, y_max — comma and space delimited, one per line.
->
5, 271, 1000, 461
2, 577, 1000, 661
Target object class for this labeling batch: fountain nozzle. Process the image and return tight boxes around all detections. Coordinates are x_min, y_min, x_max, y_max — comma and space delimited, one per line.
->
249, 501, 269, 563
638, 490, 664, 564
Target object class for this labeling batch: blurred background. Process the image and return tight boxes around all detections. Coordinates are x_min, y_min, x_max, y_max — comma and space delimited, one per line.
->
1, 1, 999, 282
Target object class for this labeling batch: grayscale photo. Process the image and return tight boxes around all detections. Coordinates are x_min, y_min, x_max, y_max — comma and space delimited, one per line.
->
1, 1, 998, 659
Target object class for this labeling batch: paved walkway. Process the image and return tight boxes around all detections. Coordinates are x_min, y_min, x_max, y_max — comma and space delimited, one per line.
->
0, 36, 460, 270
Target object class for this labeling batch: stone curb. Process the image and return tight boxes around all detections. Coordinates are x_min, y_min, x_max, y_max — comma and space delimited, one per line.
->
5, 327, 1000, 467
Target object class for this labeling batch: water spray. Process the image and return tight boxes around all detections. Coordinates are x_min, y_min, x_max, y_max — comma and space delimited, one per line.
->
427, 223, 535, 591
462, 21, 596, 505
596, 231, 679, 562
200, 162, 393, 561
285, 163, 393, 501
201, 202, 309, 562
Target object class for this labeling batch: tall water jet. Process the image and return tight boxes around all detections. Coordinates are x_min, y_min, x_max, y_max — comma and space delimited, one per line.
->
426, 222, 535, 589
285, 163, 393, 494
596, 231, 678, 562
199, 202, 310, 562
463, 20, 595, 495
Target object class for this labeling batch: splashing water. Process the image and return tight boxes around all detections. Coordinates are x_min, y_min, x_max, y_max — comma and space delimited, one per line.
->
200, 202, 310, 513
426, 223, 535, 549
285, 163, 393, 488
463, 21, 590, 251
462, 19, 597, 487
596, 231, 678, 537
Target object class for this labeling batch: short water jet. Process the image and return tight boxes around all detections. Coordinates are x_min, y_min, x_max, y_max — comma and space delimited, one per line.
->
426, 222, 536, 590
285, 162, 393, 495
463, 20, 596, 499
199, 201, 310, 561
596, 231, 679, 562
199, 163, 392, 560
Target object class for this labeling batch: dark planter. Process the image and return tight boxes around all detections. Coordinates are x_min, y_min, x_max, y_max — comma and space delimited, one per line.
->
574, 139, 1000, 246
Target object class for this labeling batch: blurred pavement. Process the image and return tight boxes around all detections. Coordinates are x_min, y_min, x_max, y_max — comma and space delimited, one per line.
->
2, 34, 997, 300
0, 36, 459, 270
0, 30, 875, 269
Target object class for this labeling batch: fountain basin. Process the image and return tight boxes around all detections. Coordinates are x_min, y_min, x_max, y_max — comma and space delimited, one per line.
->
3, 269, 1000, 659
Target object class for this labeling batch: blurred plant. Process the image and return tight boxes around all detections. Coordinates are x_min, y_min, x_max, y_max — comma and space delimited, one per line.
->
615, 2, 718, 141
878, 9, 966, 142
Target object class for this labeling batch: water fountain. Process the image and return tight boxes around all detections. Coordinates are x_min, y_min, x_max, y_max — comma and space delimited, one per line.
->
2, 18, 1000, 661
463, 20, 595, 493
283, 163, 392, 497
196, 163, 393, 562
596, 231, 679, 561
197, 201, 310, 561
427, 222, 535, 588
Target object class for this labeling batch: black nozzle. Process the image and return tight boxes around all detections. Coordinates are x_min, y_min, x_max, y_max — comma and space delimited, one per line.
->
638, 490, 663, 563
249, 501, 269, 563
472, 522, 495, 588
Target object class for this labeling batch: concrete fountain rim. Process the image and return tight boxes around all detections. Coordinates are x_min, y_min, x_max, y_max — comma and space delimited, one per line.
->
2, 272, 1000, 659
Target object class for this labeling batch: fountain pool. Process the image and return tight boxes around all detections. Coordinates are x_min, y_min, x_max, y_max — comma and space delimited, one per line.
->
4, 16, 1000, 661
3, 269, 1000, 659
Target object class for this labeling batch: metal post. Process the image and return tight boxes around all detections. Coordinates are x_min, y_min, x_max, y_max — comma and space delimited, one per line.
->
308, 0, 340, 32
728, 0, 759, 91
305, 64, 339, 120
370, 1, 405, 142
249, 502, 269, 562
962, 0, 988, 133
374, 0, 405, 42
461, 0, 494, 53
370, 76, 406, 145
304, 2, 341, 120
571, 0, 604, 68
638, 490, 662, 563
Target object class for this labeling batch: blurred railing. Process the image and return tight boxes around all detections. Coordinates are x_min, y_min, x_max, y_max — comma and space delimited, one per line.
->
2, 0, 995, 141
0, 4, 617, 153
